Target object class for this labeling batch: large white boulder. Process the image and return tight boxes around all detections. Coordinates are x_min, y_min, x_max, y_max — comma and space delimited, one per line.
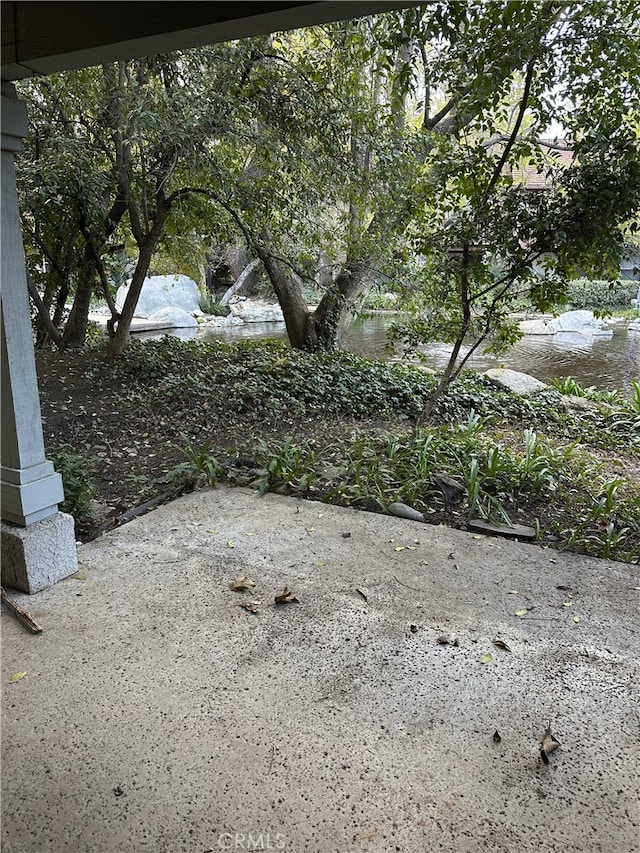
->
116, 274, 200, 318
484, 368, 547, 395
553, 309, 612, 336
148, 307, 198, 329
519, 310, 613, 338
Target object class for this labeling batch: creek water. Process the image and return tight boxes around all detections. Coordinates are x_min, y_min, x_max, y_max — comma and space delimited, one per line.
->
179, 313, 640, 396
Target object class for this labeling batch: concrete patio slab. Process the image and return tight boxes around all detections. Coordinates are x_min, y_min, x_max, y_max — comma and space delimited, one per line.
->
2, 486, 639, 853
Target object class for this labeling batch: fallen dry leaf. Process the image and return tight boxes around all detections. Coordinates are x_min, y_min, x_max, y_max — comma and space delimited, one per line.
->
8, 672, 27, 684
480, 653, 493, 664
237, 600, 261, 613
275, 587, 299, 604
436, 635, 459, 647
540, 725, 561, 764
515, 607, 533, 617
492, 638, 512, 652
229, 576, 256, 591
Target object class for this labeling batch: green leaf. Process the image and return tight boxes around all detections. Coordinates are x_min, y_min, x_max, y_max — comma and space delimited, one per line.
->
9, 672, 27, 684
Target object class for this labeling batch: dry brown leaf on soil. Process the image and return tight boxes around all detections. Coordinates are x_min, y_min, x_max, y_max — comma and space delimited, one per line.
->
237, 600, 261, 613
540, 725, 561, 764
492, 638, 512, 652
274, 587, 299, 604
229, 576, 256, 591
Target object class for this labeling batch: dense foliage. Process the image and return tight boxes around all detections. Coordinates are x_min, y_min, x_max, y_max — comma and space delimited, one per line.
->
18, 0, 640, 366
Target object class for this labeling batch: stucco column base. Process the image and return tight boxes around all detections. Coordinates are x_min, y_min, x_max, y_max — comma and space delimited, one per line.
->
1, 513, 78, 594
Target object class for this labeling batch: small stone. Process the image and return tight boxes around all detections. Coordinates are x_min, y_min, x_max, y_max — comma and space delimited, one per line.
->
467, 519, 537, 541
388, 502, 424, 522
434, 474, 465, 503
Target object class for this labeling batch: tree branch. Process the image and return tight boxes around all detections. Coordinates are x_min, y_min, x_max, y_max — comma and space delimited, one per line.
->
26, 273, 63, 348
483, 57, 536, 201
424, 96, 457, 131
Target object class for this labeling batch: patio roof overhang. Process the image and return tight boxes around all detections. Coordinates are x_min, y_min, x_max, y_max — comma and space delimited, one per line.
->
1, 1, 419, 82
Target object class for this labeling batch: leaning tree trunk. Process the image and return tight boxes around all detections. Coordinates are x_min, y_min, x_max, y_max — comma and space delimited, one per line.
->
220, 258, 261, 305
258, 252, 313, 349
107, 239, 155, 357
225, 244, 259, 296
60, 254, 95, 350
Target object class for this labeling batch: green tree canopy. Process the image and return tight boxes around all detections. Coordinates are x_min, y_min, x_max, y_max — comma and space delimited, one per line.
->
17, 0, 640, 361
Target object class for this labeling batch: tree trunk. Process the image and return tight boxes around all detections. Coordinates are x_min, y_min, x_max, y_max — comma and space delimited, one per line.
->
220, 258, 261, 305
419, 244, 472, 423
26, 273, 63, 349
307, 259, 367, 350
259, 252, 312, 349
259, 242, 367, 352
225, 244, 259, 295
60, 253, 94, 350
315, 251, 334, 292
107, 239, 155, 357
108, 204, 169, 357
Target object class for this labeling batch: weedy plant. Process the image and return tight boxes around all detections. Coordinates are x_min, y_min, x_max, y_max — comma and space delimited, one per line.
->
171, 437, 224, 488
253, 437, 322, 496
50, 444, 98, 521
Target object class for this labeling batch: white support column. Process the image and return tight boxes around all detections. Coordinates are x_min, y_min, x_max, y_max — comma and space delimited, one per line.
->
1, 82, 77, 593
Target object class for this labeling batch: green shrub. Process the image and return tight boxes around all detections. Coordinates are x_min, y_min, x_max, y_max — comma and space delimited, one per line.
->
85, 319, 104, 348
50, 444, 98, 520
170, 437, 224, 488
563, 279, 638, 310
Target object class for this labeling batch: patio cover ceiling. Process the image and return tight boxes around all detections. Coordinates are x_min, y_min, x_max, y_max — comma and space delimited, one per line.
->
2, 1, 419, 82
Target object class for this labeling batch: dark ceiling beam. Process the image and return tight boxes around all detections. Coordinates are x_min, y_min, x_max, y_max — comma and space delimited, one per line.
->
2, 1, 421, 82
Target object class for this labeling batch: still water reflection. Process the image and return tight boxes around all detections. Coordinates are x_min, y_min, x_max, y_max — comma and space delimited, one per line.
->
189, 314, 639, 395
